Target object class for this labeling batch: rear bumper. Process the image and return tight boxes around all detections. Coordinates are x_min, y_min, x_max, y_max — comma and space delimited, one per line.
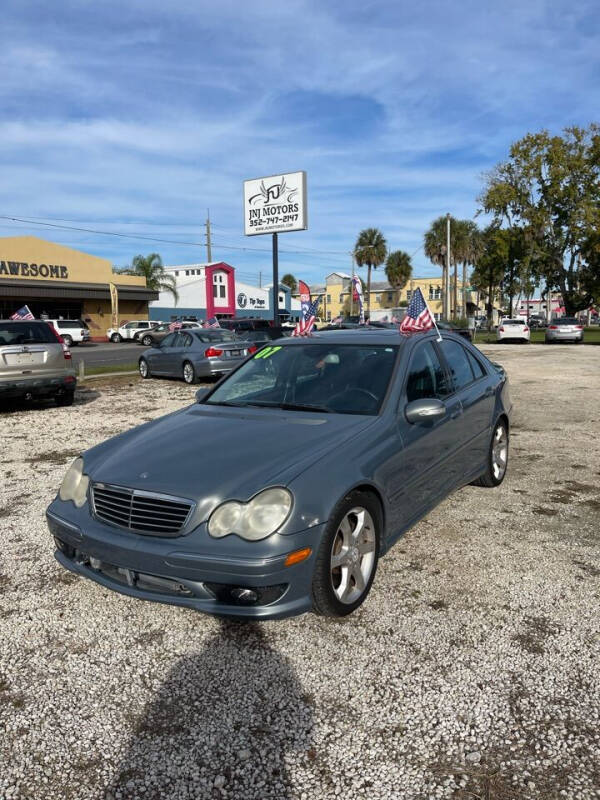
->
545, 332, 583, 342
46, 504, 325, 620
0, 372, 76, 400
196, 357, 246, 377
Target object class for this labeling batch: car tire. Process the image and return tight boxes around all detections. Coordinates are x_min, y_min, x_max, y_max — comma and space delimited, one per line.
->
311, 491, 381, 618
471, 418, 509, 488
139, 358, 151, 379
62, 334, 73, 347
56, 390, 75, 407
182, 361, 197, 384
141, 334, 154, 346
111, 333, 122, 343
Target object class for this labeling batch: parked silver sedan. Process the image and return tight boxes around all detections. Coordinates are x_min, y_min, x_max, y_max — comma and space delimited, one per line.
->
545, 318, 584, 343
138, 329, 256, 384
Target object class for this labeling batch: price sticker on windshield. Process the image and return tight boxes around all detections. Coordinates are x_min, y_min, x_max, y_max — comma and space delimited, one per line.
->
254, 346, 282, 359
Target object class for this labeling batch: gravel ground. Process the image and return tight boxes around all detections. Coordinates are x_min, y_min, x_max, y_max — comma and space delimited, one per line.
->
1, 346, 599, 800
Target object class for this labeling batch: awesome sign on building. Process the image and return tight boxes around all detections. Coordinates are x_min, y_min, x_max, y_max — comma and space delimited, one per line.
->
0, 261, 69, 279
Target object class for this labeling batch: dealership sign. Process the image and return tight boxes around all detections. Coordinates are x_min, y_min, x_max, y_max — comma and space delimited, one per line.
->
0, 261, 69, 279
243, 171, 307, 236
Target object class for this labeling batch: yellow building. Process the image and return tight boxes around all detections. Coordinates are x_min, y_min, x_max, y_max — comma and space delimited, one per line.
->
0, 236, 157, 339
306, 272, 475, 321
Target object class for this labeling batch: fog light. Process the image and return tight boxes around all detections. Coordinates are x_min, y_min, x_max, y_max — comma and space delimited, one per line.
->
230, 587, 258, 605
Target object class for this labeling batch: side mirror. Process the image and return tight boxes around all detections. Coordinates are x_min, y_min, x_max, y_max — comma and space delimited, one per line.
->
405, 397, 446, 425
195, 388, 210, 404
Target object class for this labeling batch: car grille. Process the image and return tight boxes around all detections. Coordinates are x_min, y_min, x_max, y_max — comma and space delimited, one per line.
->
91, 483, 194, 535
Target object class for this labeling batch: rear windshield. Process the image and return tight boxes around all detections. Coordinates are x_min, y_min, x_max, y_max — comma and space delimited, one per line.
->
555, 318, 577, 325
55, 320, 83, 329
0, 321, 57, 345
502, 320, 522, 325
191, 330, 236, 343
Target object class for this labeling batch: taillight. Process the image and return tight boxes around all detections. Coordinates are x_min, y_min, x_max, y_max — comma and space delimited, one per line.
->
248, 345, 258, 354
548, 325, 558, 330
48, 323, 72, 359
204, 347, 223, 358
523, 326, 529, 332
576, 325, 583, 330
498, 326, 504, 332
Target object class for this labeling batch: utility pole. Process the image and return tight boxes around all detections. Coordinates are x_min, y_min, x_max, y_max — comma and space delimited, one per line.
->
350, 251, 355, 318
205, 209, 212, 263
258, 271, 262, 288
446, 213, 451, 320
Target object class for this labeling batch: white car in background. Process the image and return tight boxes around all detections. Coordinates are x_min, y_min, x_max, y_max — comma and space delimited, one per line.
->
107, 320, 158, 343
45, 319, 90, 347
496, 318, 530, 343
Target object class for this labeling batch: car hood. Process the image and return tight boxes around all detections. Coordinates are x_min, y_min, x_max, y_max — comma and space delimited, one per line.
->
83, 404, 376, 522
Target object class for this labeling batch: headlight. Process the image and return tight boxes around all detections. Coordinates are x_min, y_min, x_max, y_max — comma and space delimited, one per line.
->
208, 487, 292, 541
59, 457, 89, 508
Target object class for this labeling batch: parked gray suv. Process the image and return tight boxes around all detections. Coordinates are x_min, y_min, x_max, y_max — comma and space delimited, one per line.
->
0, 320, 77, 406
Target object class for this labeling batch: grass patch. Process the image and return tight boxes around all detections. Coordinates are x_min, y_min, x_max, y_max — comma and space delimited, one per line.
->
84, 363, 138, 376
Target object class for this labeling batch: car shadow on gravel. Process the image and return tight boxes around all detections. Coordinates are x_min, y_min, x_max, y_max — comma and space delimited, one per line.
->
104, 620, 313, 800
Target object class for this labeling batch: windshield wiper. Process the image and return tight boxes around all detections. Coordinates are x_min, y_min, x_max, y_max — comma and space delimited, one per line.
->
276, 402, 331, 413
207, 400, 331, 413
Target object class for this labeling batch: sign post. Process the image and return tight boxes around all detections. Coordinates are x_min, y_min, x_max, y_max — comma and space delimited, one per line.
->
244, 171, 307, 326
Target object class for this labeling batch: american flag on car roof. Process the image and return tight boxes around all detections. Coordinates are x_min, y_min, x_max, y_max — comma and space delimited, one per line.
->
203, 317, 220, 328
399, 288, 435, 333
10, 304, 35, 321
292, 297, 320, 337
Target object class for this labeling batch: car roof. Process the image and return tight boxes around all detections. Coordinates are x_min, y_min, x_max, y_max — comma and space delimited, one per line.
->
270, 328, 463, 346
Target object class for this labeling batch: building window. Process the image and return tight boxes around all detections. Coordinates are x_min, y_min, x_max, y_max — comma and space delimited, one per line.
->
387, 292, 393, 302
406, 290, 412, 301
375, 293, 381, 302
326, 311, 331, 321
429, 286, 441, 300
339, 294, 344, 303
185, 270, 190, 276
175, 271, 179, 276
327, 294, 331, 303
220, 285, 225, 298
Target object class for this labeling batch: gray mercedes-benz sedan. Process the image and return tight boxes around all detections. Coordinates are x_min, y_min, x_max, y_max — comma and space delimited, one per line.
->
47, 329, 512, 620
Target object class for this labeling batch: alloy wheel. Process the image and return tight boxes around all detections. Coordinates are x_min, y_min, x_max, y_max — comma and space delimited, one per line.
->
330, 507, 376, 605
139, 359, 148, 378
491, 424, 508, 480
183, 362, 195, 384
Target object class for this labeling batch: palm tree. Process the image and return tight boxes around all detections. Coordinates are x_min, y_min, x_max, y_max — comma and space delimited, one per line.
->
385, 250, 413, 299
281, 273, 297, 292
424, 217, 481, 319
354, 228, 387, 317
127, 253, 178, 304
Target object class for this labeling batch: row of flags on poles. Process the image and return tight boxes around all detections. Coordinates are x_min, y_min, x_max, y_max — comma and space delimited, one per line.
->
291, 280, 438, 339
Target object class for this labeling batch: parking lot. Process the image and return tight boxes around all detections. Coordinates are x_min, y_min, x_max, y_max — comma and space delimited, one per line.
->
1, 345, 599, 800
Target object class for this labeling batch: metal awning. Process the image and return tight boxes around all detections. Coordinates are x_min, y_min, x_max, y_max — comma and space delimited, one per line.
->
0, 279, 158, 302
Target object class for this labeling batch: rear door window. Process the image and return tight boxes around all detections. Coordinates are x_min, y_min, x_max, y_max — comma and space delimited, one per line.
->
405, 342, 450, 401
465, 349, 486, 379
439, 339, 475, 391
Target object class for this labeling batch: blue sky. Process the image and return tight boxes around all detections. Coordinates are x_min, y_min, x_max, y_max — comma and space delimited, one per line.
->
0, 0, 598, 286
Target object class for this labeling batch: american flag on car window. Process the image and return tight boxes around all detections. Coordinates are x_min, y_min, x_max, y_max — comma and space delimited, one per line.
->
203, 317, 220, 328
168, 321, 182, 331
292, 298, 320, 337
10, 304, 35, 321
399, 288, 435, 334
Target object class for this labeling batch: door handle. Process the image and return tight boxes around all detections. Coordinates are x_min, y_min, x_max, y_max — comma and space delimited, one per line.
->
450, 408, 462, 419
484, 386, 494, 397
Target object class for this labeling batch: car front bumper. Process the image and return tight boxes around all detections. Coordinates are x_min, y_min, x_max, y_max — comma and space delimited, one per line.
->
46, 501, 325, 620
0, 373, 76, 400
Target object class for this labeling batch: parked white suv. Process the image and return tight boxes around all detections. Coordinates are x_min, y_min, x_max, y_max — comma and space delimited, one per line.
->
46, 319, 90, 347
107, 320, 158, 343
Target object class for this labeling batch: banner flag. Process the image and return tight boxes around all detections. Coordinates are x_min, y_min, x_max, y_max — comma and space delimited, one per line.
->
298, 280, 311, 321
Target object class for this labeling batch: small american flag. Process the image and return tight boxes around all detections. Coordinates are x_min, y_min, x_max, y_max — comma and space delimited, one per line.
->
10, 304, 35, 321
331, 315, 343, 324
203, 317, 220, 328
168, 321, 182, 331
292, 298, 320, 337
399, 288, 435, 334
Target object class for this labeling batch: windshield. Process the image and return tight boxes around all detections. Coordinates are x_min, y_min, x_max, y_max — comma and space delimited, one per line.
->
205, 343, 399, 415
0, 321, 57, 344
